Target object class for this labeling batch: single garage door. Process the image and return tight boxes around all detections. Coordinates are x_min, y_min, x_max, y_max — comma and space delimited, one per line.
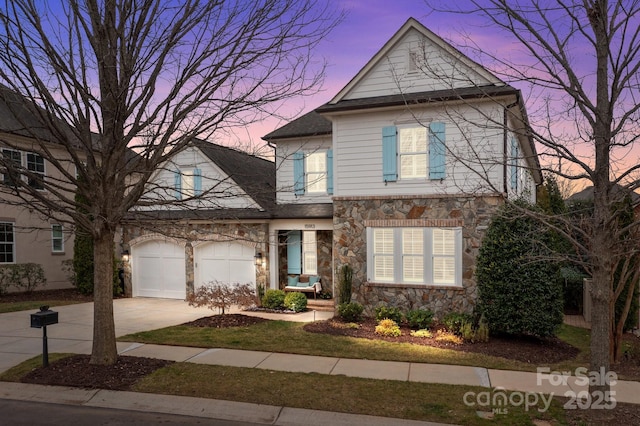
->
132, 240, 186, 299
194, 241, 255, 288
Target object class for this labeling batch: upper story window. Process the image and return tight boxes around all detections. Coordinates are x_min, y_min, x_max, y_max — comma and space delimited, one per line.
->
408, 50, 420, 73
26, 152, 45, 190
293, 149, 333, 196
2, 149, 21, 186
382, 122, 446, 183
305, 152, 327, 193
174, 168, 202, 200
51, 224, 64, 253
399, 126, 427, 179
368, 226, 461, 286
0, 222, 15, 263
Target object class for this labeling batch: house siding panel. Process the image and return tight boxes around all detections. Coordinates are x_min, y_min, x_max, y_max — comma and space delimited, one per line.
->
331, 103, 505, 198
275, 135, 333, 204
345, 30, 493, 100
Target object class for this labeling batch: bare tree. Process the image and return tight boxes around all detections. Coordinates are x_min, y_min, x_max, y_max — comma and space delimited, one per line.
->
423, 0, 640, 398
0, 0, 341, 365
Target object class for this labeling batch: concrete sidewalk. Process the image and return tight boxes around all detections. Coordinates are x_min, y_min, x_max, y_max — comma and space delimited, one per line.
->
2, 299, 640, 424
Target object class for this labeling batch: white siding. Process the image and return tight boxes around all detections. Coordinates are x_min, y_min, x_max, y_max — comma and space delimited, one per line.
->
345, 29, 494, 100
140, 146, 259, 210
332, 101, 507, 197
275, 135, 333, 204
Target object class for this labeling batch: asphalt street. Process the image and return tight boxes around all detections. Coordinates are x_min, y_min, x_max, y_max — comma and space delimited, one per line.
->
0, 398, 263, 426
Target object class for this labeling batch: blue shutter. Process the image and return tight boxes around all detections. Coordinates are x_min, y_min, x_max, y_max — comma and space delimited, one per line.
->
174, 170, 182, 200
293, 151, 304, 196
193, 168, 202, 196
382, 126, 397, 182
326, 149, 333, 195
287, 230, 302, 274
510, 136, 518, 191
429, 122, 446, 179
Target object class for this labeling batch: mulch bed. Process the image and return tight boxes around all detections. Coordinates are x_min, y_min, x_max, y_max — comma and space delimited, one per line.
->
303, 317, 580, 365
21, 354, 173, 391
10, 308, 640, 425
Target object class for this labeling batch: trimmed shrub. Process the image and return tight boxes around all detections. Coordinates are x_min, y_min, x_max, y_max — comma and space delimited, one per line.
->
374, 306, 403, 324
410, 329, 433, 338
284, 291, 307, 312
261, 289, 286, 310
434, 330, 463, 345
337, 264, 353, 304
375, 318, 401, 337
476, 201, 563, 338
338, 302, 364, 322
0, 263, 47, 293
442, 312, 473, 335
406, 309, 434, 330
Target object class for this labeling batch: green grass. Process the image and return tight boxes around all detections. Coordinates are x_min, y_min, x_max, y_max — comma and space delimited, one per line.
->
0, 300, 86, 314
134, 363, 567, 425
120, 320, 590, 373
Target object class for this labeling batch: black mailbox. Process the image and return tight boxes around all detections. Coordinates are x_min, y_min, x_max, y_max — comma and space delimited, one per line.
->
30, 306, 58, 328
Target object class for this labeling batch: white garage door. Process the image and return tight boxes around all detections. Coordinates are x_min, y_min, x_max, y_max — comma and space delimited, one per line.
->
132, 240, 186, 299
195, 241, 255, 288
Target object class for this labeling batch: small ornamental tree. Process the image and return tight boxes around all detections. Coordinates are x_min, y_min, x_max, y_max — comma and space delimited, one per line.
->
476, 201, 563, 338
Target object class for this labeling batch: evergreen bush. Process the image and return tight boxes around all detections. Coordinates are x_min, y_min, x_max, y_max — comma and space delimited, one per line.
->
476, 201, 563, 337
284, 291, 307, 312
261, 289, 285, 309
337, 302, 363, 322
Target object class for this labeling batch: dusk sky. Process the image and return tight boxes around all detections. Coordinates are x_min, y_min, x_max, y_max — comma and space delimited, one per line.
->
246, 0, 520, 149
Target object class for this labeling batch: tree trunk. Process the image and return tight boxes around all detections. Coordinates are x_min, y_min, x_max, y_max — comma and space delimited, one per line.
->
90, 229, 117, 365
589, 263, 612, 395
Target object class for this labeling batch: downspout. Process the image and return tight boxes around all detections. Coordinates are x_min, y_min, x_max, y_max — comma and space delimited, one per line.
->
503, 100, 519, 196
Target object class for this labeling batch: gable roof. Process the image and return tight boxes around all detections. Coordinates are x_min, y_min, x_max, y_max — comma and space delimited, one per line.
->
567, 185, 640, 206
329, 17, 504, 105
192, 139, 276, 212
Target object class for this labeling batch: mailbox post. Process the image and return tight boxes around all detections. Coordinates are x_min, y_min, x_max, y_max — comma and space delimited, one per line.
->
30, 306, 58, 367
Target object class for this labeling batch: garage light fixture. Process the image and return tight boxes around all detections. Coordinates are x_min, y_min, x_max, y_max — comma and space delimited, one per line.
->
254, 252, 264, 267
121, 249, 130, 263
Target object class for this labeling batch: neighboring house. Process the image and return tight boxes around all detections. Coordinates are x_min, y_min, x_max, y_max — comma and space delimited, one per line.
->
0, 87, 77, 291
264, 18, 541, 315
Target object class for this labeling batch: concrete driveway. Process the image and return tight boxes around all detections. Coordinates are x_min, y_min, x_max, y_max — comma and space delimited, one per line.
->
0, 298, 332, 374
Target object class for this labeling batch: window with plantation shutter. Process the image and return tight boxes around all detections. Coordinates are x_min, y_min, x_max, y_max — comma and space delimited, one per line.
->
373, 228, 394, 281
399, 126, 427, 179
367, 227, 461, 286
402, 228, 423, 282
432, 228, 456, 285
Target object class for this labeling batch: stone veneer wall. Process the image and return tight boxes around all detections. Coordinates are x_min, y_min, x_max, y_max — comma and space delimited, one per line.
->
121, 221, 269, 296
333, 194, 503, 317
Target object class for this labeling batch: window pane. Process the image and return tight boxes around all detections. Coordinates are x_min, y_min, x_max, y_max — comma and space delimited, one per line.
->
182, 173, 194, 197
433, 229, 455, 255
373, 228, 394, 281
433, 257, 455, 284
52, 224, 63, 252
0, 223, 14, 263
305, 152, 327, 193
402, 229, 423, 282
303, 231, 317, 275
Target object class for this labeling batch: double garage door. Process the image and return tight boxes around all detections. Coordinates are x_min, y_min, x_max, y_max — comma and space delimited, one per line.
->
132, 240, 255, 299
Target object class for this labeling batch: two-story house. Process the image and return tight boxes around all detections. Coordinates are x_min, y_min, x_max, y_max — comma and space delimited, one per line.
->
119, 17, 540, 317
0, 86, 77, 291
263, 18, 541, 315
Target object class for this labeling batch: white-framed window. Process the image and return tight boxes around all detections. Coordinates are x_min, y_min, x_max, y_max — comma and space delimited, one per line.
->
302, 230, 317, 275
26, 152, 45, 190
399, 126, 427, 179
0, 222, 15, 263
368, 227, 462, 286
174, 168, 202, 199
51, 224, 64, 253
2, 148, 22, 186
305, 152, 327, 193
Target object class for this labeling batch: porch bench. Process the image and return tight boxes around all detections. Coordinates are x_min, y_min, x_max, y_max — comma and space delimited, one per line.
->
284, 275, 321, 299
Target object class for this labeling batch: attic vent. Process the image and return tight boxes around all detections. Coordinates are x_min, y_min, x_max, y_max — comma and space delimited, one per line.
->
408, 51, 419, 73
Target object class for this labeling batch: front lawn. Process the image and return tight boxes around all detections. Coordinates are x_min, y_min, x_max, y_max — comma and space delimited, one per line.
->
120, 318, 587, 373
